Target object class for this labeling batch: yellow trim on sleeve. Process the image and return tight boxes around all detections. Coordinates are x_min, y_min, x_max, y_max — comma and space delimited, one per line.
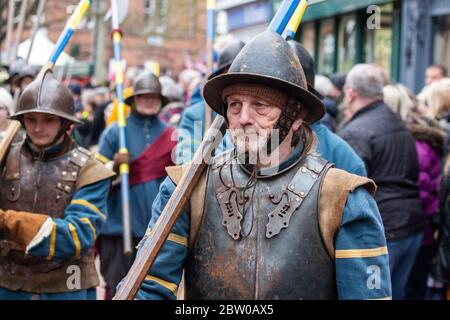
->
145, 275, 178, 295
80, 217, 97, 240
71, 199, 106, 221
46, 223, 57, 261
95, 153, 111, 164
69, 223, 81, 258
335, 246, 388, 259
145, 228, 188, 247
167, 233, 188, 247
367, 296, 392, 300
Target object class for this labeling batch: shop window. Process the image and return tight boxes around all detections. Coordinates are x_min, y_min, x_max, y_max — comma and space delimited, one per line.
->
364, 3, 393, 76
300, 22, 315, 59
338, 14, 357, 73
318, 18, 335, 75
433, 15, 450, 75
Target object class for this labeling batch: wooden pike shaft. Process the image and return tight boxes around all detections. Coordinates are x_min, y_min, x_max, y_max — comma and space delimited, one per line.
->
0, 121, 21, 163
5, 0, 15, 65
113, 115, 226, 300
26, 0, 47, 63
12, 0, 29, 63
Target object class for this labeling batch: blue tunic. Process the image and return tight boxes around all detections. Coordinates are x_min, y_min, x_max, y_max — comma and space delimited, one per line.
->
97, 111, 172, 239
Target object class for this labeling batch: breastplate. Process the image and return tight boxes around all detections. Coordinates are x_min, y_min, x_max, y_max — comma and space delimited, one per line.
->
0, 141, 91, 269
0, 141, 90, 217
185, 151, 337, 299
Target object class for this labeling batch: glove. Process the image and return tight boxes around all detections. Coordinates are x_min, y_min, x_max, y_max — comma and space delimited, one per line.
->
0, 209, 5, 232
113, 152, 131, 174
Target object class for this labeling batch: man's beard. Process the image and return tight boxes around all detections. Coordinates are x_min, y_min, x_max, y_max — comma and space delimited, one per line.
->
229, 127, 281, 167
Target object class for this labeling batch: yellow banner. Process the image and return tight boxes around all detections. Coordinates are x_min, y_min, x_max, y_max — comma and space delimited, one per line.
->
286, 0, 308, 34
207, 0, 216, 10
69, 0, 90, 30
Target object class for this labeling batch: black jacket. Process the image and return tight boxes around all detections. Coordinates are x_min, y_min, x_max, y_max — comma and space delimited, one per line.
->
432, 168, 450, 283
339, 101, 424, 240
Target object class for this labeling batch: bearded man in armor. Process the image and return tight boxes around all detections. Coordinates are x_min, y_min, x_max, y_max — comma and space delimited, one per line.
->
124, 31, 392, 300
0, 70, 114, 300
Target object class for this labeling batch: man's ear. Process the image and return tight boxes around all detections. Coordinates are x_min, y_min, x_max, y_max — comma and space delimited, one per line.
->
292, 107, 307, 131
346, 87, 356, 104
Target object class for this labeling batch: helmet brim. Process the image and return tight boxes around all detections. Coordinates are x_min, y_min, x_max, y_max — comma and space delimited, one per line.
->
124, 90, 169, 107
10, 108, 81, 124
203, 72, 325, 124
207, 63, 231, 81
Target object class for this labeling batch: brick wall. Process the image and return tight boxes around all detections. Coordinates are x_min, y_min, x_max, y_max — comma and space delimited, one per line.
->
22, 0, 207, 78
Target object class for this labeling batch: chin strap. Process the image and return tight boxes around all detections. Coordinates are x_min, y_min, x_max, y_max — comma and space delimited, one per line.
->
266, 99, 302, 154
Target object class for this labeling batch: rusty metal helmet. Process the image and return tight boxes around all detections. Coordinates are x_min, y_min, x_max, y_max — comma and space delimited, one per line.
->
124, 71, 168, 107
10, 70, 80, 123
208, 39, 246, 80
203, 31, 325, 124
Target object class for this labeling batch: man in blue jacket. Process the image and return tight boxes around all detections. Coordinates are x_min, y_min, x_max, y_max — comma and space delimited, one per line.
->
122, 31, 391, 300
96, 71, 176, 299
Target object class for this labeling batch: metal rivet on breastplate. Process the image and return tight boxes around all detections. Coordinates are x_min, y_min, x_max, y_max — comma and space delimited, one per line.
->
73, 153, 77, 157
224, 165, 228, 169
65, 186, 71, 192
289, 185, 295, 191
56, 194, 61, 200
218, 194, 223, 199
62, 171, 67, 176
301, 167, 307, 173
57, 183, 62, 187
296, 197, 301, 202
72, 172, 77, 176
81, 157, 87, 162
300, 191, 305, 197
311, 173, 317, 179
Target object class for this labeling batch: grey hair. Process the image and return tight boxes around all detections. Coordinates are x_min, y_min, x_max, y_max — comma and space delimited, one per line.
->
345, 64, 385, 100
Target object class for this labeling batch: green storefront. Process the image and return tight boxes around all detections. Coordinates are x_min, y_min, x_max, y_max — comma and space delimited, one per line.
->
272, 0, 450, 93
284, 0, 401, 81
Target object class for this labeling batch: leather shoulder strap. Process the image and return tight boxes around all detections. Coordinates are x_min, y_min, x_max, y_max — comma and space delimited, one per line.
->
319, 168, 377, 260
4, 142, 22, 181
76, 155, 116, 190
165, 163, 208, 247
